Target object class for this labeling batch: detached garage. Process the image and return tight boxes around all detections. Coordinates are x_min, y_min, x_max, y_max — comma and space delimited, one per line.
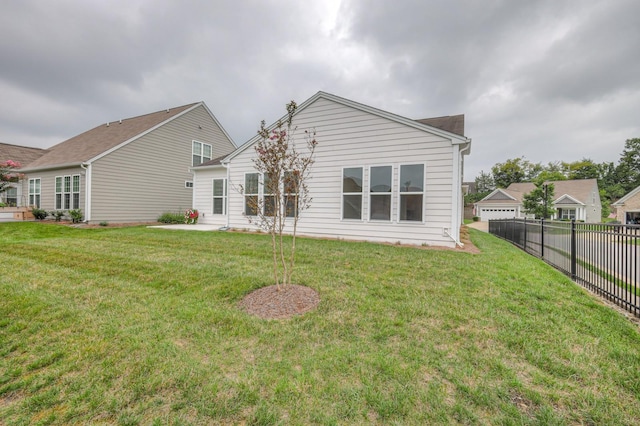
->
478, 207, 517, 221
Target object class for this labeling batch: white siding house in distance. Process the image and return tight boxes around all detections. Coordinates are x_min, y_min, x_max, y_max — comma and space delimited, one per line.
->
192, 92, 472, 248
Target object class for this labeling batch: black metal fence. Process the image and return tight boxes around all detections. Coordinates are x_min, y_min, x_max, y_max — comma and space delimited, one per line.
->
489, 218, 640, 317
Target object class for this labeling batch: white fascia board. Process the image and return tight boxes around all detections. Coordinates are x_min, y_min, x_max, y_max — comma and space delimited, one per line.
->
478, 188, 517, 202
86, 102, 204, 164
612, 185, 640, 206
555, 194, 584, 205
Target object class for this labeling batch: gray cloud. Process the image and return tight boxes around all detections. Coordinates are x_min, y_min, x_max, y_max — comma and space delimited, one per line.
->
0, 0, 638, 180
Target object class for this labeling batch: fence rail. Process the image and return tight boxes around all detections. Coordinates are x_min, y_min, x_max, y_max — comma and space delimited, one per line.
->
489, 218, 640, 317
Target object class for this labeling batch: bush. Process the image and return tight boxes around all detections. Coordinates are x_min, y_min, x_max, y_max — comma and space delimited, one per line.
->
69, 209, 83, 223
472, 216, 479, 222
31, 208, 48, 220
52, 210, 66, 222
99, 221, 109, 227
157, 212, 184, 224
0, 202, 6, 208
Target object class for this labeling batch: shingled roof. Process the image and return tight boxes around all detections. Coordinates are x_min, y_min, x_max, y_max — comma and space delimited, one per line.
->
22, 102, 200, 170
0, 142, 47, 166
416, 114, 465, 136
480, 179, 598, 204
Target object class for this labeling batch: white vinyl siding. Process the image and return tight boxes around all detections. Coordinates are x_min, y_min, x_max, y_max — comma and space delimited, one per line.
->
221, 96, 463, 247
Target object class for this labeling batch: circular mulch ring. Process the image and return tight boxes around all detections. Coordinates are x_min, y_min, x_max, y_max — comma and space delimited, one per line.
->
239, 284, 320, 320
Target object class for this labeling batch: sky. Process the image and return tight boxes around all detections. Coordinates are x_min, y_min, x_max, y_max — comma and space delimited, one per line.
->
1, 0, 639, 181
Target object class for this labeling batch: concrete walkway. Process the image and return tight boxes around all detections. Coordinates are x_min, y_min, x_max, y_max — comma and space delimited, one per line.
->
148, 224, 222, 231
466, 221, 488, 232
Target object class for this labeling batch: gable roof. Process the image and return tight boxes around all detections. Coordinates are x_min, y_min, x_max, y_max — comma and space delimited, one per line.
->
20, 102, 210, 171
415, 115, 464, 136
478, 179, 598, 205
612, 184, 640, 206
221, 91, 471, 164
0, 142, 47, 166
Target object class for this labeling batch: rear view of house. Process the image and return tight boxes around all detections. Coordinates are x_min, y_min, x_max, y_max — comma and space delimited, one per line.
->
193, 91, 471, 248
18, 102, 235, 222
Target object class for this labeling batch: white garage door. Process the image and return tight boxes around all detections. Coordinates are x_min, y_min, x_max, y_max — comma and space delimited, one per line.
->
480, 208, 516, 221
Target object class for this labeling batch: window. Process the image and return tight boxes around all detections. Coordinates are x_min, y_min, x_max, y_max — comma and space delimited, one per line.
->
4, 187, 17, 206
244, 173, 259, 216
185, 181, 194, 188
55, 175, 80, 210
399, 164, 424, 221
559, 208, 576, 220
284, 171, 299, 218
263, 173, 276, 217
72, 175, 80, 209
370, 166, 392, 221
29, 178, 41, 208
212, 179, 227, 215
192, 141, 212, 166
342, 167, 363, 220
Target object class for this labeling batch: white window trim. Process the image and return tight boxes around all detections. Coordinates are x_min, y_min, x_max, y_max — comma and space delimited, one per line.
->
72, 174, 80, 210
397, 162, 426, 224
29, 178, 41, 208
243, 172, 261, 216
192, 140, 213, 166
55, 174, 81, 210
212, 178, 227, 215
341, 166, 364, 221
368, 164, 393, 223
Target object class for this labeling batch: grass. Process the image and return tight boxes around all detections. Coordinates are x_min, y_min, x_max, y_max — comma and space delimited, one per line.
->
1, 222, 640, 425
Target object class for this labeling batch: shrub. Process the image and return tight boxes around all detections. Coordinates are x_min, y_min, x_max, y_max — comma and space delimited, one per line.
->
31, 208, 48, 220
472, 216, 479, 222
0, 202, 6, 208
99, 221, 109, 227
69, 209, 83, 223
157, 212, 184, 224
52, 210, 66, 222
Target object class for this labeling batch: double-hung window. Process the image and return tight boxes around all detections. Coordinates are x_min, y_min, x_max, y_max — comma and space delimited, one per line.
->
244, 173, 259, 216
342, 167, 363, 220
29, 178, 41, 208
369, 166, 392, 221
284, 171, 299, 218
55, 175, 81, 210
192, 141, 212, 166
212, 178, 227, 215
399, 164, 424, 221
263, 173, 277, 217
4, 187, 17, 206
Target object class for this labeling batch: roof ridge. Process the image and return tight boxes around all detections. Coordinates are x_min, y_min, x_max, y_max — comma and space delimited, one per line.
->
103, 101, 201, 125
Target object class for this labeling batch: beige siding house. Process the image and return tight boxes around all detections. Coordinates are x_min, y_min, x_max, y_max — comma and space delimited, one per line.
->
18, 103, 235, 222
612, 185, 640, 224
475, 179, 601, 222
192, 92, 472, 248
0, 142, 47, 206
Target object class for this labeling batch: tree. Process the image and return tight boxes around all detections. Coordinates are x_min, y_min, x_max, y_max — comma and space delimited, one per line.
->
0, 160, 22, 194
522, 182, 555, 219
475, 170, 494, 193
564, 158, 600, 180
491, 157, 526, 188
241, 100, 317, 289
616, 138, 640, 193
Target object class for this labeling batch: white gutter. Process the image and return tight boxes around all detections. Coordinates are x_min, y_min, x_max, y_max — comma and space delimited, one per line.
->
448, 141, 471, 246
80, 162, 91, 222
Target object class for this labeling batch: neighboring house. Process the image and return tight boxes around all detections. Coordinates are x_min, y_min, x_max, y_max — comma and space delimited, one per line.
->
0, 142, 47, 206
192, 91, 472, 248
612, 185, 640, 224
18, 102, 236, 222
475, 179, 601, 222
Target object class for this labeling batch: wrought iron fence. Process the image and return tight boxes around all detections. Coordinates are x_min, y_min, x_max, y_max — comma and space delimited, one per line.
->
489, 218, 640, 317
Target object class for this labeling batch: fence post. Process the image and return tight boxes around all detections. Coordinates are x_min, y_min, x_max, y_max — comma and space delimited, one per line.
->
541, 218, 545, 259
571, 219, 576, 280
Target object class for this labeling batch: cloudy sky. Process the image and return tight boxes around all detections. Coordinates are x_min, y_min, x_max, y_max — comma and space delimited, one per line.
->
1, 0, 638, 180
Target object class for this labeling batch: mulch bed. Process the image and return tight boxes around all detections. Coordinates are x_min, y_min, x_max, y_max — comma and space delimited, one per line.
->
238, 284, 320, 320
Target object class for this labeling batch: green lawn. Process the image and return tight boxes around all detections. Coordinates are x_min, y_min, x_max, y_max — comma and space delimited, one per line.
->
1, 222, 639, 425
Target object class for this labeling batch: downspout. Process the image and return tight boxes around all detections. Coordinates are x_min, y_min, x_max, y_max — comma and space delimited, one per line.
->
222, 161, 231, 229
447, 141, 471, 248
80, 162, 91, 222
